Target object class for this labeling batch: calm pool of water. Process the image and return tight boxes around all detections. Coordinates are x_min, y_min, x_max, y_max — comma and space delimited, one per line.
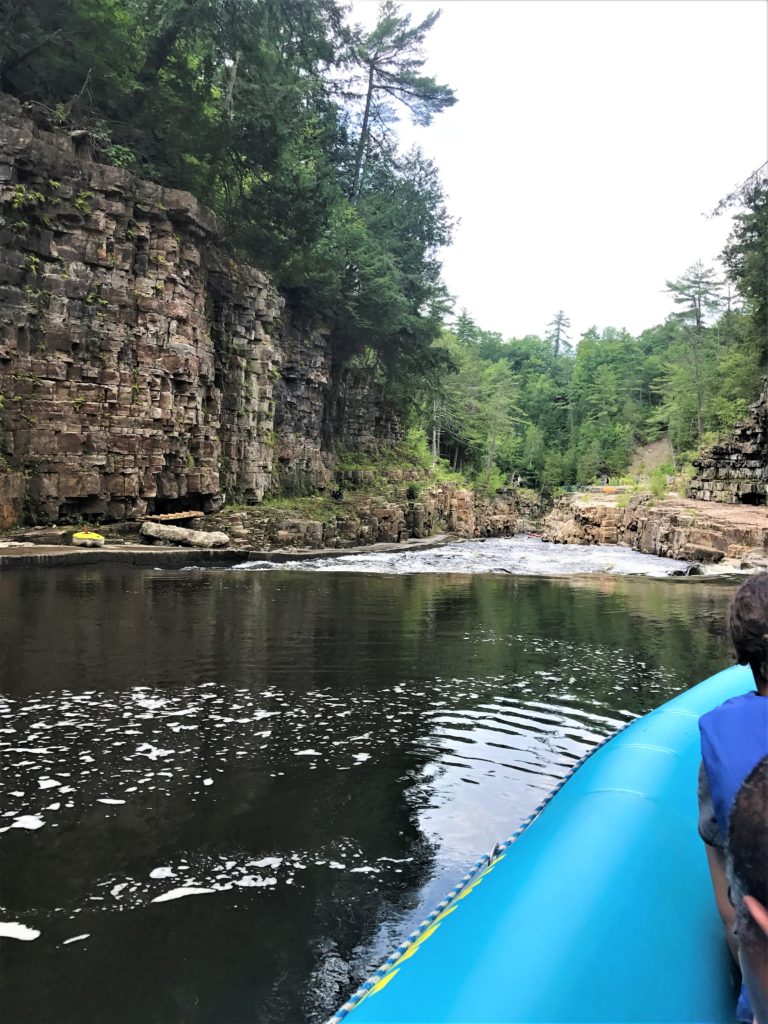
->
0, 551, 741, 1023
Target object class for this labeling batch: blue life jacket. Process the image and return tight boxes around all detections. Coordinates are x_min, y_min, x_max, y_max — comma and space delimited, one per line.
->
699, 690, 768, 836
699, 689, 768, 1024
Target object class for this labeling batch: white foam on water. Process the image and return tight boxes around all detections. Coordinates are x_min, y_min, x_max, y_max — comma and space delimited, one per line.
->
250, 856, 282, 869
295, 749, 322, 756
202, 778, 213, 786
11, 815, 44, 830
234, 536, 692, 577
0, 922, 40, 940
97, 798, 125, 805
135, 743, 175, 760
62, 933, 90, 944
152, 887, 216, 903
150, 866, 175, 879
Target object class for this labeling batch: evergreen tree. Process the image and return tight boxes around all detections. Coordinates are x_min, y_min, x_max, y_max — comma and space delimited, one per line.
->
546, 310, 572, 356
345, 1, 456, 200
665, 262, 723, 438
719, 163, 768, 362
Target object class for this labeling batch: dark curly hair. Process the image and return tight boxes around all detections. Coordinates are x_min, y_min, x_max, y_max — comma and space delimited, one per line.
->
729, 573, 768, 689
728, 756, 768, 930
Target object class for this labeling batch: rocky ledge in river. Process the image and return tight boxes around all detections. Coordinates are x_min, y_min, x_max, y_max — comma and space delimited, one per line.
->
204, 482, 542, 550
542, 491, 768, 568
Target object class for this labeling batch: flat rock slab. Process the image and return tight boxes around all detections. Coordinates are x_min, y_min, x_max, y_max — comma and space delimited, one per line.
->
140, 522, 229, 548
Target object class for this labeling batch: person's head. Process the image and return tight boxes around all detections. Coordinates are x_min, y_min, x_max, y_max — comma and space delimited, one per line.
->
728, 756, 768, 1024
729, 573, 768, 693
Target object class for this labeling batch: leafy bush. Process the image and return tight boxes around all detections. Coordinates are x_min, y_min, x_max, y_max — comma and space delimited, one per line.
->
401, 427, 433, 470
649, 465, 670, 499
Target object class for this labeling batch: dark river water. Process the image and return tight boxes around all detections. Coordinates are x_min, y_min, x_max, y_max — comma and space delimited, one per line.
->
0, 540, 742, 1024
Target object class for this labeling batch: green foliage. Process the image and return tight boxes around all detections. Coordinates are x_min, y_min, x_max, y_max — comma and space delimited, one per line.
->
717, 163, 768, 354
400, 426, 433, 470
74, 191, 93, 214
11, 185, 46, 210
102, 143, 136, 168
649, 465, 671, 499
415, 251, 763, 495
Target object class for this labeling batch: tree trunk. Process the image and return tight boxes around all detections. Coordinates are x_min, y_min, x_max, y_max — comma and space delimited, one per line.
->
222, 51, 240, 119
691, 330, 703, 438
351, 62, 375, 201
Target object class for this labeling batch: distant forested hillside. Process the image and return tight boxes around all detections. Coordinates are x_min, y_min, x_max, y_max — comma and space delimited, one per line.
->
424, 165, 767, 492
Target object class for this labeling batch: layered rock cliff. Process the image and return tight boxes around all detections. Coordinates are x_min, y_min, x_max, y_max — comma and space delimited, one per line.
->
0, 95, 397, 527
542, 491, 768, 567
688, 381, 768, 505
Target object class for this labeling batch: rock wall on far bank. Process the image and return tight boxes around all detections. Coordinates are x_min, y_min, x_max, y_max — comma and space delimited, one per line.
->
689, 380, 768, 505
0, 94, 399, 527
542, 492, 768, 567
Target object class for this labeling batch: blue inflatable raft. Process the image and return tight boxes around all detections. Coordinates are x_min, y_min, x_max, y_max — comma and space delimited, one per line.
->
332, 664, 753, 1024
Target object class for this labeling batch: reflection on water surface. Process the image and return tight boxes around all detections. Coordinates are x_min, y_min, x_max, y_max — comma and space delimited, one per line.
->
0, 557, 739, 1023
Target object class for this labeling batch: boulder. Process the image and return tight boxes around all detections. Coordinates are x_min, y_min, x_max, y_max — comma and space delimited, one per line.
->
140, 522, 229, 547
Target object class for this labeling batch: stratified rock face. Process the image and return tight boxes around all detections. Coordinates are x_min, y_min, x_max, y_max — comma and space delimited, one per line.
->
689, 381, 768, 505
335, 368, 404, 452
273, 315, 333, 496
542, 493, 768, 566
0, 94, 283, 522
0, 95, 400, 526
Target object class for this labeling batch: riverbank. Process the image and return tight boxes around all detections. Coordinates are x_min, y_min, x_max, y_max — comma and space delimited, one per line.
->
0, 480, 546, 565
0, 533, 455, 570
542, 490, 768, 570
3, 486, 765, 573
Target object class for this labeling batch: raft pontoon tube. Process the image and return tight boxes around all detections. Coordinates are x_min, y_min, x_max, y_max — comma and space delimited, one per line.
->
333, 664, 753, 1024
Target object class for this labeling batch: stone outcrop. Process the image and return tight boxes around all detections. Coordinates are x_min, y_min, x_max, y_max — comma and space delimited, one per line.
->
688, 381, 768, 505
208, 482, 526, 550
0, 95, 398, 527
542, 493, 768, 566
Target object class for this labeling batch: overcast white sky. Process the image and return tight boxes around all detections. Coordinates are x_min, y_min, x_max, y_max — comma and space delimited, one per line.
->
350, 0, 768, 342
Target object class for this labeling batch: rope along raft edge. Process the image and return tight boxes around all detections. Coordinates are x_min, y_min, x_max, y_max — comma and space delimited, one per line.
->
326, 716, 635, 1023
